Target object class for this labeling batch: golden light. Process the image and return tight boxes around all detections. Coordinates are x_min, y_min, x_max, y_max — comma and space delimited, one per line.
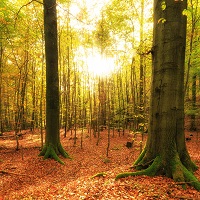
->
86, 53, 117, 77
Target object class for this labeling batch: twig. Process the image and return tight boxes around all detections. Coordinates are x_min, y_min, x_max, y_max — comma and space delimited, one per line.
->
0, 170, 34, 177
16, 0, 43, 15
174, 180, 199, 185
56, 4, 93, 25
15, 0, 43, 26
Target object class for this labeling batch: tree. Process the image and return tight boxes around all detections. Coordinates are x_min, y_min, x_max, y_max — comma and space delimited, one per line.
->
0, 41, 2, 136
116, 0, 200, 190
39, 0, 70, 164
184, 0, 200, 131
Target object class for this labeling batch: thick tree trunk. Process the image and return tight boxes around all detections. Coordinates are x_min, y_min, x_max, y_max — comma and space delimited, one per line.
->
39, 0, 70, 164
116, 0, 200, 190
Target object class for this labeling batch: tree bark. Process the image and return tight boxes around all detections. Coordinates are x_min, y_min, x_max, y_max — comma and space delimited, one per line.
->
39, 0, 70, 164
116, 0, 200, 190
0, 43, 3, 135
190, 74, 197, 131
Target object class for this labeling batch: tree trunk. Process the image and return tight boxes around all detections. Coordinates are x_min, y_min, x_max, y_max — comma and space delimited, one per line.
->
190, 74, 197, 131
39, 0, 70, 164
0, 43, 3, 135
116, 0, 200, 190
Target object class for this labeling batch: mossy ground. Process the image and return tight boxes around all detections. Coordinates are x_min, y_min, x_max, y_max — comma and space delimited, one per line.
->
39, 142, 71, 164
116, 152, 200, 191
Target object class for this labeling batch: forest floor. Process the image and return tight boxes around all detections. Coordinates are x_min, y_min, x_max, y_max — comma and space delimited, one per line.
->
0, 124, 200, 199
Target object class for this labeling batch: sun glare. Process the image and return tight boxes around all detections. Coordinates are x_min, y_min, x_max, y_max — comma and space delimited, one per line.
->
87, 53, 117, 77
75, 47, 119, 78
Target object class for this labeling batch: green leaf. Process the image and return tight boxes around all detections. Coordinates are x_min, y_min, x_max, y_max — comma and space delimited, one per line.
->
158, 18, 166, 24
161, 1, 166, 10
182, 9, 190, 17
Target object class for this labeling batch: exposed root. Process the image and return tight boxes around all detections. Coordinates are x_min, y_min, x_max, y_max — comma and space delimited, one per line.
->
182, 163, 200, 191
131, 159, 155, 170
181, 155, 198, 172
172, 161, 200, 191
132, 147, 147, 169
167, 154, 200, 190
116, 156, 162, 180
57, 143, 71, 159
39, 143, 71, 164
116, 154, 200, 191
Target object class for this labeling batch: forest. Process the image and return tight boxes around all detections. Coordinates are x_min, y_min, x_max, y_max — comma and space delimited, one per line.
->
0, 0, 200, 199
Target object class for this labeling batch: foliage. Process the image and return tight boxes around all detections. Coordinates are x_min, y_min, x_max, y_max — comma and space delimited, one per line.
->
0, 0, 199, 191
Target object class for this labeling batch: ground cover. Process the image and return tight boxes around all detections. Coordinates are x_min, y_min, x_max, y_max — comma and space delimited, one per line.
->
0, 126, 200, 199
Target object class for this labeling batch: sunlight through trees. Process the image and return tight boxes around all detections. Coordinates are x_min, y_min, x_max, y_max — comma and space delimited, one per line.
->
0, 0, 200, 194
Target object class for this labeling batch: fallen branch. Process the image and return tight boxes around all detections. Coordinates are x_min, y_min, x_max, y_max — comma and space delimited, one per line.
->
0, 170, 34, 177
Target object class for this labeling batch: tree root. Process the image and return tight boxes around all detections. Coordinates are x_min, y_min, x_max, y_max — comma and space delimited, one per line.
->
116, 155, 200, 191
116, 156, 162, 180
39, 143, 71, 164
181, 162, 200, 190
132, 147, 147, 168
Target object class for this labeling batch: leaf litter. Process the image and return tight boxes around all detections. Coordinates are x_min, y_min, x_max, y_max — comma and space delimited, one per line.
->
0, 128, 200, 199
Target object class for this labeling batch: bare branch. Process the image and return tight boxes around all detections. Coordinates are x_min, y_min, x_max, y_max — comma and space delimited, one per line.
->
15, 0, 43, 26
56, 3, 92, 25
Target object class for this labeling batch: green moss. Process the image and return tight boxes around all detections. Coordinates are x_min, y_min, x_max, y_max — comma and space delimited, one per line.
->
58, 143, 71, 159
116, 156, 162, 180
178, 150, 198, 173
38, 143, 71, 164
172, 164, 184, 183
38, 144, 47, 156
91, 172, 107, 178
182, 164, 200, 191
181, 157, 198, 172
170, 155, 185, 183
132, 147, 146, 169
169, 155, 200, 191
116, 154, 200, 191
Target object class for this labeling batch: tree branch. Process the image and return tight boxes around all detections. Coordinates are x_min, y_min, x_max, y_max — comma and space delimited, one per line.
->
15, 0, 43, 26
0, 170, 34, 177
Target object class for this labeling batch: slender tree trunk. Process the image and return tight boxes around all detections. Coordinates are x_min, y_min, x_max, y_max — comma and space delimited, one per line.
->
39, 0, 70, 164
106, 79, 111, 157
64, 45, 71, 136
40, 52, 45, 148
98, 78, 106, 127
184, 0, 198, 94
190, 74, 197, 131
88, 86, 93, 138
0, 43, 3, 135
31, 60, 36, 131
139, 0, 145, 132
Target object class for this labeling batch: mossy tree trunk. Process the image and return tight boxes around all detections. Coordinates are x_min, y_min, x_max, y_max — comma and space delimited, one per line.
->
39, 0, 70, 164
116, 0, 200, 190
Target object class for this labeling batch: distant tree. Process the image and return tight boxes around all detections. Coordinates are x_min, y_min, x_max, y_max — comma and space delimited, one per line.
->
116, 0, 200, 190
0, 41, 2, 136
39, 0, 70, 164
184, 0, 200, 131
